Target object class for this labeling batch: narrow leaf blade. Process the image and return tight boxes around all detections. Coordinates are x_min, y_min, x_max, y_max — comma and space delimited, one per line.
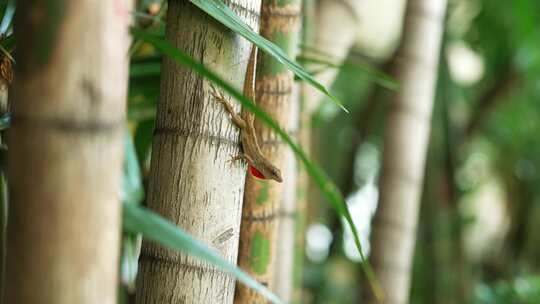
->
297, 55, 399, 90
122, 203, 284, 304
0, 0, 15, 35
189, 0, 348, 113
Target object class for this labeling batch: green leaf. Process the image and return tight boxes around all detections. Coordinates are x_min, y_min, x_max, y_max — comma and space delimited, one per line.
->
0, 34, 15, 55
131, 29, 382, 299
129, 60, 161, 78
0, 44, 12, 62
134, 119, 155, 168
122, 203, 284, 304
0, 114, 10, 131
120, 130, 145, 290
297, 54, 399, 91
120, 232, 140, 291
0, 0, 15, 35
128, 58, 161, 122
189, 0, 348, 113
121, 131, 145, 205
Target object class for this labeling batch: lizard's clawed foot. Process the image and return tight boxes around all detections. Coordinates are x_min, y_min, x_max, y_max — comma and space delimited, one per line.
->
210, 85, 227, 104
210, 85, 236, 112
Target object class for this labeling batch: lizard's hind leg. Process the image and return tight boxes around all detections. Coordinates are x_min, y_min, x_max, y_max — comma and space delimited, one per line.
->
210, 85, 247, 129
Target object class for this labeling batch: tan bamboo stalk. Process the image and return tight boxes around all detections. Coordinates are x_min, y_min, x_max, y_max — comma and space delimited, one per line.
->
299, 0, 364, 230
301, 0, 363, 228
302, 0, 363, 115
294, 86, 311, 304
273, 85, 301, 301
366, 0, 447, 303
286, 1, 362, 301
286, 2, 316, 302
234, 1, 301, 303
135, 1, 260, 303
5, 1, 131, 303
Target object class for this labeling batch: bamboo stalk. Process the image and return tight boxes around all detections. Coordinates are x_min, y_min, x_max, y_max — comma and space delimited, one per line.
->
234, 1, 301, 303
135, 1, 261, 303
365, 0, 447, 303
5, 1, 131, 303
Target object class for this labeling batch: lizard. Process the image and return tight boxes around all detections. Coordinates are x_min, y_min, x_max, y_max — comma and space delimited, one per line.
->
211, 45, 283, 183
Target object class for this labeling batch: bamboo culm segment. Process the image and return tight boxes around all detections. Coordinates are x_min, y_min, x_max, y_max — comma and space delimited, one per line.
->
234, 0, 301, 303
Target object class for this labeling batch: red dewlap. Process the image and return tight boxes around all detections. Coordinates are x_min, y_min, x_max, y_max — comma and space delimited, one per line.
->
249, 165, 266, 180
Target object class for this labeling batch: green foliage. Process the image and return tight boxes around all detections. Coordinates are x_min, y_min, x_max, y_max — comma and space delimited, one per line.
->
121, 132, 145, 206
407, 2, 540, 304
0, 0, 15, 60
128, 56, 160, 122
119, 131, 145, 290
0, 114, 9, 131
474, 277, 540, 304
0, 0, 14, 35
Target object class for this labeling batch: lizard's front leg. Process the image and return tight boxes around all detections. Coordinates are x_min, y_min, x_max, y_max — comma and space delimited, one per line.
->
210, 85, 247, 129
228, 154, 254, 165
210, 85, 251, 165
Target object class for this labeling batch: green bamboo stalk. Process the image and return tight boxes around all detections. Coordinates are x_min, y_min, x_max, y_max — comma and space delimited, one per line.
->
234, 1, 302, 303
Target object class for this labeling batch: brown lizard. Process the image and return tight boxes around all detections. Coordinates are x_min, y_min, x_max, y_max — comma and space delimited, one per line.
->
211, 46, 283, 183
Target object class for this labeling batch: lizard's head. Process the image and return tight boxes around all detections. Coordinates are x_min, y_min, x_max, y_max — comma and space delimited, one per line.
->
249, 163, 283, 183
264, 164, 283, 183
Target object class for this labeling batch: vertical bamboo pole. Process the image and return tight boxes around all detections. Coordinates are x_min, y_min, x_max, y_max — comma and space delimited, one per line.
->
274, 85, 301, 301
5, 1, 131, 303
135, 1, 261, 303
296, 0, 363, 301
366, 0, 447, 303
234, 1, 301, 303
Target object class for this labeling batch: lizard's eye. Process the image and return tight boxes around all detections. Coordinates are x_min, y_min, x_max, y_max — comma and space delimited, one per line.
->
272, 168, 283, 182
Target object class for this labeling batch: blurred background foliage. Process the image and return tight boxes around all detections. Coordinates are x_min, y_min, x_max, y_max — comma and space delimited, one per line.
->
302, 0, 540, 303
